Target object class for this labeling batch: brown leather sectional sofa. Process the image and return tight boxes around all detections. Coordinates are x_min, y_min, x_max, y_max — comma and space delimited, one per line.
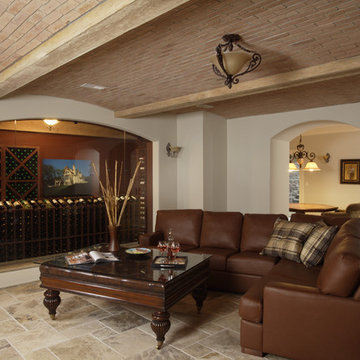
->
139, 210, 359, 360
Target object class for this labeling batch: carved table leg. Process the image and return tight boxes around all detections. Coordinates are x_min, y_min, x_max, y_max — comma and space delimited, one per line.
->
192, 282, 208, 314
151, 311, 170, 349
43, 289, 61, 320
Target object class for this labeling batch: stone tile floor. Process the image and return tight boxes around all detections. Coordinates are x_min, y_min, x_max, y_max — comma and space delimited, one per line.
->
0, 281, 287, 360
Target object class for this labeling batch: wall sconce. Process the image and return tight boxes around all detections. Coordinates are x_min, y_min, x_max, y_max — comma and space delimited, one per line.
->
43, 118, 59, 130
211, 34, 262, 89
166, 143, 182, 158
323, 153, 331, 163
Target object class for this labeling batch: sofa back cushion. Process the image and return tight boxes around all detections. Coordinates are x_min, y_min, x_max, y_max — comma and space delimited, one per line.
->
240, 214, 287, 252
200, 211, 243, 250
290, 213, 350, 227
155, 209, 203, 247
317, 218, 360, 297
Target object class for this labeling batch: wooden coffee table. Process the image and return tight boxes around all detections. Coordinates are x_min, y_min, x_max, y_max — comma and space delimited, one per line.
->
39, 245, 210, 349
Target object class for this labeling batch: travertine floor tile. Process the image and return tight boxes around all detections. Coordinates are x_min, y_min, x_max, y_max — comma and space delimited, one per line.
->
103, 328, 155, 357
60, 320, 105, 339
125, 345, 193, 360
165, 321, 210, 348
100, 309, 149, 333
8, 320, 66, 356
50, 334, 121, 360
0, 318, 26, 338
25, 348, 58, 360
183, 342, 213, 357
0, 339, 23, 360
214, 311, 240, 333
92, 326, 119, 340
199, 329, 243, 360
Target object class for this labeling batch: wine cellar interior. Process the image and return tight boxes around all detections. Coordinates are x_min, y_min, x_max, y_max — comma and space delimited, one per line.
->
0, 120, 152, 263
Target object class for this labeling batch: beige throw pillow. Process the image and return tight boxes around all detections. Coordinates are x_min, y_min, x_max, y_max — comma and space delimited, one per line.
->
300, 224, 338, 267
260, 218, 317, 263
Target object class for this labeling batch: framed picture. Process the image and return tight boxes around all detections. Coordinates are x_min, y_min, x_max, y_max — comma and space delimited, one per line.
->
43, 159, 97, 197
340, 159, 360, 184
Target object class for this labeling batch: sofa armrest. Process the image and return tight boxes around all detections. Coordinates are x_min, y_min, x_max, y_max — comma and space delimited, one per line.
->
263, 282, 360, 360
138, 231, 163, 247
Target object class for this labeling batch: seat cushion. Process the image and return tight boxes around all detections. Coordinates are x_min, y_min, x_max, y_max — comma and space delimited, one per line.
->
270, 259, 320, 287
155, 209, 203, 247
227, 251, 277, 276
240, 213, 287, 252
189, 247, 238, 271
239, 260, 320, 324
199, 211, 243, 250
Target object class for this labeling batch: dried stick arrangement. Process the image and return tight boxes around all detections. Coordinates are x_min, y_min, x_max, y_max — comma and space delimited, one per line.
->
92, 160, 141, 227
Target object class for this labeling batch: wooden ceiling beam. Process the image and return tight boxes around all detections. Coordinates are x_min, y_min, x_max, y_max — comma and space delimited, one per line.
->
115, 55, 360, 118
0, 0, 193, 98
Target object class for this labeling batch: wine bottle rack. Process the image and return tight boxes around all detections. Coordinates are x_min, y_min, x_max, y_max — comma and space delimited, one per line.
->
0, 200, 144, 262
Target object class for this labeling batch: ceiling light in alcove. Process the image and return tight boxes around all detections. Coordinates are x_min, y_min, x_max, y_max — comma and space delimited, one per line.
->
43, 118, 59, 131
80, 83, 107, 90
43, 118, 59, 126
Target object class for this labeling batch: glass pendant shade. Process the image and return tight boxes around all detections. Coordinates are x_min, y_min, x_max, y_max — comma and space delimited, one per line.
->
211, 52, 251, 76
303, 161, 321, 172
288, 162, 299, 172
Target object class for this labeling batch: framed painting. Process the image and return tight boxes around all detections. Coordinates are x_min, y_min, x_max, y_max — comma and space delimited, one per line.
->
43, 159, 97, 197
340, 159, 360, 184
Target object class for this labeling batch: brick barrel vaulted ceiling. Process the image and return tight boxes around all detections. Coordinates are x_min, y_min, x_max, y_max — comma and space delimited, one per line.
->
1, 0, 360, 119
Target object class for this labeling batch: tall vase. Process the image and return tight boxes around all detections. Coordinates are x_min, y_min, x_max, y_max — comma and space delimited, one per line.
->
108, 225, 120, 252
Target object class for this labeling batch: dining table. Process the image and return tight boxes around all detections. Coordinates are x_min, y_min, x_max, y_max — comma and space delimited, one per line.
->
289, 203, 338, 214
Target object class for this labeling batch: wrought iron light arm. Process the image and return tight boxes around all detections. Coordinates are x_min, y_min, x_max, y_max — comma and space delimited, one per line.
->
212, 34, 262, 89
289, 135, 316, 167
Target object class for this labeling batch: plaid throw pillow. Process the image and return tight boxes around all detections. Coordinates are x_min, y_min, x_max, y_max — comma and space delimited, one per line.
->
260, 218, 317, 262
300, 224, 338, 267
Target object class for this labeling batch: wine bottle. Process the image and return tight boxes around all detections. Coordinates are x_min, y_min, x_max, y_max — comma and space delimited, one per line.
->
51, 199, 60, 208
58, 199, 67, 207
30, 200, 39, 208
21, 200, 31, 209
44, 199, 54, 208
66, 199, 74, 206
0, 201, 6, 210
4, 201, 13, 209
37, 200, 46, 208
75, 198, 85, 206
13, 201, 22, 209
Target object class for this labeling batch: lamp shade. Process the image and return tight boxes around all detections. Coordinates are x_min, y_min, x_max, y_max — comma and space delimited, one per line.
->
304, 161, 320, 172
288, 162, 299, 172
211, 52, 251, 76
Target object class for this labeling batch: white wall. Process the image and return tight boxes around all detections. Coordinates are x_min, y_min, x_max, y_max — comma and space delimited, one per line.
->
228, 103, 360, 215
177, 112, 204, 209
203, 111, 227, 211
297, 131, 360, 210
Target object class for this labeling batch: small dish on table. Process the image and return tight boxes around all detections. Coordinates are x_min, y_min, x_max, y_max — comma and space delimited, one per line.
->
125, 247, 151, 258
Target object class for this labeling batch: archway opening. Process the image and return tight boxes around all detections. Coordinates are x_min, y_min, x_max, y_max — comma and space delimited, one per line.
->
271, 120, 360, 215
0, 119, 152, 262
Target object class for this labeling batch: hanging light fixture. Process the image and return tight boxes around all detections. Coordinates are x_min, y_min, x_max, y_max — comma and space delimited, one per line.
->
289, 135, 321, 172
43, 118, 59, 131
211, 34, 262, 89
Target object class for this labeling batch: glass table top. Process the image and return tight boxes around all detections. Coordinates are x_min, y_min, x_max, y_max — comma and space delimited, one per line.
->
41, 244, 210, 284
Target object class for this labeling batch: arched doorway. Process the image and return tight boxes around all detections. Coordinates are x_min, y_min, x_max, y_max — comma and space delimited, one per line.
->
271, 120, 360, 215
0, 119, 152, 262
